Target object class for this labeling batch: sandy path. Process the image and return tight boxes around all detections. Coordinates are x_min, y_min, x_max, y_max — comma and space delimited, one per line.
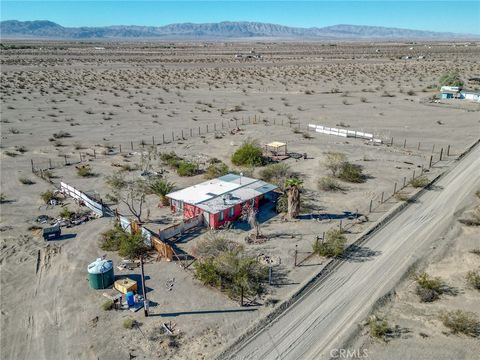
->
221, 143, 480, 360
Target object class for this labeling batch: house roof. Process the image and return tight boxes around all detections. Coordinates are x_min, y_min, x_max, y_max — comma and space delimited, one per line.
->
166, 173, 277, 214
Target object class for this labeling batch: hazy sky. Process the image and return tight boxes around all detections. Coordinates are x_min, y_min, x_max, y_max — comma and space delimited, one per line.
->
1, 1, 479, 34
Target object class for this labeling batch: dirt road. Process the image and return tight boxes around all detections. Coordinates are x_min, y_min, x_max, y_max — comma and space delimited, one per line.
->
222, 143, 480, 360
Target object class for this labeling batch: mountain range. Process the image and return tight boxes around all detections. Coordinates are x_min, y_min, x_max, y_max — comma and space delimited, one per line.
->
1, 20, 478, 40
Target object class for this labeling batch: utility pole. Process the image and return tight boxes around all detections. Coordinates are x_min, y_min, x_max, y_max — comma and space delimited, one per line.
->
140, 255, 149, 317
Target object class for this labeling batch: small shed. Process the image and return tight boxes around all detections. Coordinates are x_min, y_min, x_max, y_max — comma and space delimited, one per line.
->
265, 141, 287, 155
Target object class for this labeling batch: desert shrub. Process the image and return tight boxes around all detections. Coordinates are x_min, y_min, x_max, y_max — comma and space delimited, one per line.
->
323, 152, 347, 177
99, 225, 126, 252
0, 193, 7, 203
193, 233, 267, 298
149, 179, 175, 206
52, 130, 72, 139
102, 300, 114, 311
177, 161, 197, 177
105, 172, 126, 191
414, 272, 443, 302
313, 229, 347, 257
40, 190, 58, 204
409, 176, 429, 188
318, 176, 343, 191
368, 315, 390, 339
466, 270, 480, 290
59, 207, 74, 219
77, 165, 94, 177
123, 318, 136, 329
439, 310, 479, 337
259, 163, 291, 189
19, 177, 35, 185
470, 249, 480, 256
204, 162, 229, 179
192, 233, 242, 259
459, 207, 480, 226
119, 231, 148, 259
338, 163, 365, 183
439, 71, 464, 87
160, 151, 183, 168
395, 192, 410, 202
406, 89, 416, 96
105, 193, 119, 204
231, 139, 265, 167
276, 193, 288, 213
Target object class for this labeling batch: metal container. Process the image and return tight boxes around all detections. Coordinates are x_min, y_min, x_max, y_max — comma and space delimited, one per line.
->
87, 258, 114, 290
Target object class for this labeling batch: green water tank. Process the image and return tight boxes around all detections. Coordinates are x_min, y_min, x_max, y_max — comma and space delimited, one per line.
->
87, 258, 114, 290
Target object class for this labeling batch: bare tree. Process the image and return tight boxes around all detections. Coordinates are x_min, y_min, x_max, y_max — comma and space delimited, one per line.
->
242, 203, 261, 239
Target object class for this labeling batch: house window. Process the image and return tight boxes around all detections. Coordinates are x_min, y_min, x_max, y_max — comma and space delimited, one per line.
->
229, 207, 235, 217
219, 211, 224, 221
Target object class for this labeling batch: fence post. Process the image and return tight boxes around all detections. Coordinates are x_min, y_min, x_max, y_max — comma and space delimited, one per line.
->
93, 149, 96, 158
417, 142, 421, 150
214, 123, 216, 131
64, 155, 68, 165
198, 126, 201, 135
152, 136, 155, 145
369, 199, 373, 213
429, 155, 433, 168
390, 137, 393, 146
240, 287, 244, 307
49, 159, 52, 169
162, 134, 165, 144
393, 182, 397, 195
294, 245, 298, 267
339, 220, 342, 232
190, 128, 192, 137
439, 148, 443, 161
207, 124, 209, 133
182, 130, 184, 139
31, 159, 34, 172
172, 131, 174, 141
118, 145, 121, 154
381, 192, 384, 204
403, 139, 406, 148
432, 144, 435, 153
412, 170, 415, 180
131, 141, 133, 151
447, 145, 450, 156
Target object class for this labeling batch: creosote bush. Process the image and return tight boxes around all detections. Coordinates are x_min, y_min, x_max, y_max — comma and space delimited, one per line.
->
368, 315, 390, 339
414, 272, 443, 302
40, 190, 59, 204
204, 161, 229, 179
193, 233, 268, 298
231, 139, 265, 167
19, 177, 35, 185
99, 225, 148, 259
123, 318, 136, 329
466, 270, 480, 290
259, 163, 292, 190
313, 229, 347, 257
77, 165, 94, 177
59, 207, 74, 220
439, 310, 480, 337
102, 300, 114, 311
338, 162, 365, 183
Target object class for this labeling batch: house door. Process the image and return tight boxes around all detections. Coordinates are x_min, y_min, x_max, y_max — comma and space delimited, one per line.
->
204, 212, 210, 227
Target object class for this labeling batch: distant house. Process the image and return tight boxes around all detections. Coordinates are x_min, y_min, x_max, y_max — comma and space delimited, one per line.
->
166, 174, 278, 229
461, 90, 480, 102
440, 86, 480, 102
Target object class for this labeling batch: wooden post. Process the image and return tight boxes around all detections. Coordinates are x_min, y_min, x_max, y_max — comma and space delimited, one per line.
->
390, 137, 393, 146
130, 141, 133, 151
403, 139, 406, 148
439, 148, 443, 161
198, 126, 201, 135
31, 159, 34, 172
49, 159, 52, 169
393, 182, 397, 195
207, 124, 209, 133
412, 170, 415, 180
190, 128, 192, 137
64, 155, 68, 165
417, 142, 421, 150
369, 199, 373, 213
432, 144, 435, 153
294, 245, 298, 267
240, 287, 244, 307
214, 123, 216, 131
447, 145, 450, 156
172, 131, 174, 141
162, 134, 165, 144
118, 145, 121, 154
403, 176, 406, 188
152, 136, 155, 145
140, 255, 149, 317
93, 149, 96, 158
429, 155, 433, 168
181, 129, 184, 139
381, 192, 384, 204
339, 219, 342, 232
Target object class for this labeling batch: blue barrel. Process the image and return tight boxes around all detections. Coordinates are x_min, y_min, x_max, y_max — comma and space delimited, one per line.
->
126, 291, 135, 307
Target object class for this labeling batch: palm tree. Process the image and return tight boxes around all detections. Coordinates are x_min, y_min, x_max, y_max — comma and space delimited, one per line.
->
285, 178, 303, 220
149, 179, 175, 207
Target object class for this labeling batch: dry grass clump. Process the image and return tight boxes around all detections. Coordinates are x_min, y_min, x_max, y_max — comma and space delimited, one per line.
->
466, 270, 480, 290
19, 177, 35, 185
409, 176, 429, 188
317, 176, 344, 192
123, 318, 137, 329
459, 207, 480, 226
368, 315, 390, 339
439, 310, 479, 337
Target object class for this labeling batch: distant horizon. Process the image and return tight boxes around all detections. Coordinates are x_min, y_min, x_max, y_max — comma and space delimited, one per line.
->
1, 19, 477, 36
1, 1, 479, 35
